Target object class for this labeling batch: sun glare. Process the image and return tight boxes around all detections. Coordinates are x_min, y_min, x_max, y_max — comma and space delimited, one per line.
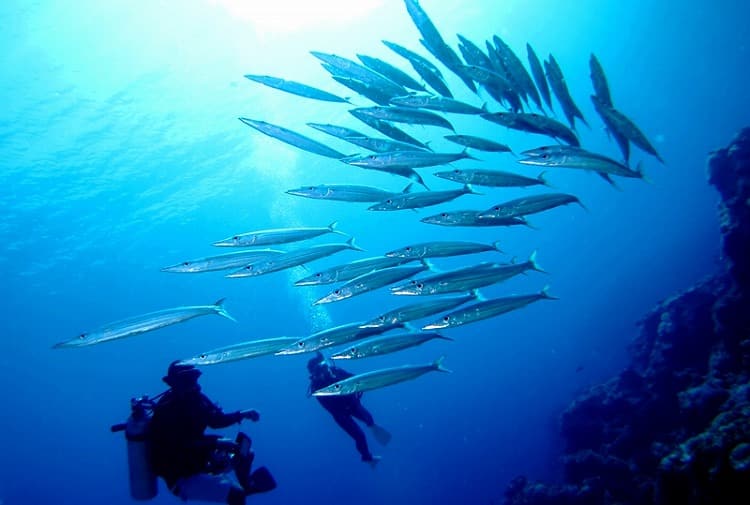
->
210, 0, 384, 33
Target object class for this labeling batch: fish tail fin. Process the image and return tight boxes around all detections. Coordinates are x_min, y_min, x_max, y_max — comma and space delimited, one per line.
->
522, 218, 540, 230
422, 258, 437, 272
473, 289, 487, 302
329, 221, 349, 237
528, 250, 547, 274
492, 241, 504, 254
636, 161, 653, 184
347, 237, 365, 252
433, 355, 452, 373
540, 285, 559, 300
213, 298, 237, 322
462, 148, 481, 161
576, 198, 590, 212
538, 171, 555, 188
481, 102, 488, 112
464, 183, 483, 195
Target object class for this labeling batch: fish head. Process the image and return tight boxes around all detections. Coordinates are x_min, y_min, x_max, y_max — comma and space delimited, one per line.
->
421, 211, 460, 225
213, 234, 253, 247
477, 206, 505, 220
275, 339, 310, 356
226, 263, 258, 278
314, 287, 352, 305
178, 352, 218, 366
385, 244, 423, 258
295, 270, 334, 286
422, 314, 455, 330
286, 185, 327, 198
390, 278, 425, 296
330, 348, 356, 360
313, 380, 358, 396
52, 331, 91, 349
368, 197, 398, 211
161, 260, 200, 273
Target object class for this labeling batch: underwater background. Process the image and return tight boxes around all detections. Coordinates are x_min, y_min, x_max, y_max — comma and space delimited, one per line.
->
1, 0, 748, 504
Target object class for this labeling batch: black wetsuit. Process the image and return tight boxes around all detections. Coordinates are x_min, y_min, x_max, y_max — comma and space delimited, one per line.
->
149, 386, 243, 489
311, 366, 375, 461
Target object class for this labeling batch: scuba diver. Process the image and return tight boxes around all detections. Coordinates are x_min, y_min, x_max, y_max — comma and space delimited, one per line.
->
113, 361, 276, 505
307, 352, 391, 467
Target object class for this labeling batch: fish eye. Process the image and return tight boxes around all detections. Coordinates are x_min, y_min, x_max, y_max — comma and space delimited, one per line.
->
369, 155, 376, 160
316, 273, 322, 277
182, 261, 190, 266
386, 199, 392, 204
334, 290, 340, 294
453, 169, 460, 174
334, 384, 341, 389
405, 246, 412, 251
298, 342, 305, 348
542, 154, 549, 159
308, 186, 315, 190
232, 236, 239, 240
441, 213, 448, 217
443, 316, 450, 322
78, 333, 86, 340
417, 283, 424, 289
200, 354, 207, 359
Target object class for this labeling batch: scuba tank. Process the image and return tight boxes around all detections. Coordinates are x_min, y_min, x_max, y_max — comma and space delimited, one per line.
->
111, 396, 158, 500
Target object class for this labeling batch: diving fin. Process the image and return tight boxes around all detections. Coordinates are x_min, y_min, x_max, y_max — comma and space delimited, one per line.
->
247, 466, 277, 494
369, 424, 392, 446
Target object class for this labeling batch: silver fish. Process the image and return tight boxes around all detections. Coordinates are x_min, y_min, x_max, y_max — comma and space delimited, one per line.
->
360, 292, 478, 328
344, 136, 430, 153
312, 356, 450, 396
589, 54, 613, 107
477, 193, 585, 220
226, 238, 363, 278
591, 95, 663, 163
311, 51, 407, 97
239, 117, 346, 159
385, 240, 502, 259
357, 54, 426, 91
244, 74, 349, 103
342, 150, 473, 170
307, 123, 366, 140
53, 299, 235, 348
349, 108, 430, 149
519, 149, 645, 179
276, 321, 403, 355
313, 264, 429, 305
180, 337, 299, 365
382, 40, 452, 98
350, 106, 455, 132
368, 184, 479, 211
285, 183, 413, 203
422, 287, 557, 330
295, 255, 416, 286
443, 135, 511, 153
544, 55, 588, 130
389, 95, 485, 115
390, 252, 543, 296
434, 168, 548, 188
420, 209, 528, 228
527, 43, 553, 112
331, 332, 452, 360
213, 222, 346, 247
161, 249, 283, 273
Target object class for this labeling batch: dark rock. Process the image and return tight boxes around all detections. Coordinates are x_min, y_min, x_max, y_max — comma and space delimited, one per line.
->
503, 128, 750, 505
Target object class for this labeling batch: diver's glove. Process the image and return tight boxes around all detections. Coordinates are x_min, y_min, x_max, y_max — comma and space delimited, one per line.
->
239, 409, 260, 422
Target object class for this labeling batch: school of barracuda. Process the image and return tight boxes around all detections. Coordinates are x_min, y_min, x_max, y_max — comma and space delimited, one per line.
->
55, 0, 662, 396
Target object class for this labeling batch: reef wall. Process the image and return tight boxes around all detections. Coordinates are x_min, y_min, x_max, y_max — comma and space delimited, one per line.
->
504, 128, 750, 505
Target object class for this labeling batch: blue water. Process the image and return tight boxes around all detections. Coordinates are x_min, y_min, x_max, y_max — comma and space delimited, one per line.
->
1, 0, 747, 503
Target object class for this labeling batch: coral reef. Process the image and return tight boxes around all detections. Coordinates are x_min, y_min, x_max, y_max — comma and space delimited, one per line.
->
505, 128, 750, 505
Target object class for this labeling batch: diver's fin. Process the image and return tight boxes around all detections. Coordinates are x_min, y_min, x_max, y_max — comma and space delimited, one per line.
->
369, 424, 392, 446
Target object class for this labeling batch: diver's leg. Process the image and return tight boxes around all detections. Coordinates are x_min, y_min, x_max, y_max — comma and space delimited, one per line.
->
332, 412, 373, 461
172, 474, 243, 504
350, 403, 375, 427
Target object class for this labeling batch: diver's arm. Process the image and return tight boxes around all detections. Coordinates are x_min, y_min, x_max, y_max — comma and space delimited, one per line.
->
203, 395, 244, 428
